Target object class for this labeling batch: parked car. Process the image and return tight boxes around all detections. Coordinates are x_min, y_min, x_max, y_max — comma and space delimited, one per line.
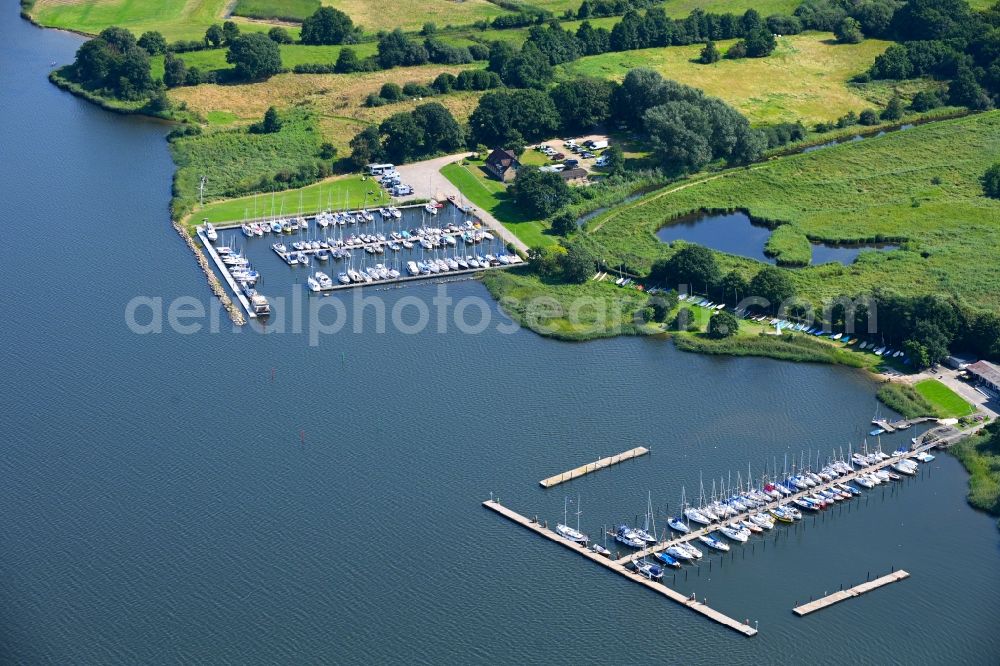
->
595, 156, 610, 167
582, 151, 596, 159
553, 152, 566, 160
564, 158, 579, 167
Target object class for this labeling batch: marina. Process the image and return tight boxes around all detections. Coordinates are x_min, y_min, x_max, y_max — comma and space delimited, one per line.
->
198, 202, 526, 305
793, 570, 910, 616
539, 446, 650, 488
490, 441, 940, 637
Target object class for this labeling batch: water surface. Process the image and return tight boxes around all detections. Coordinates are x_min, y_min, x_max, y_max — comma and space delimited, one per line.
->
657, 211, 899, 266
1, 15, 998, 665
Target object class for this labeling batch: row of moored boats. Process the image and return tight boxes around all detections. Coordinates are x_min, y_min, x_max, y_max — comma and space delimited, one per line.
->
554, 449, 934, 581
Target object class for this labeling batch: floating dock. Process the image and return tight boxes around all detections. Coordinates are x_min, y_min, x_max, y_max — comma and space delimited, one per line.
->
482, 499, 758, 637
872, 419, 896, 433
539, 446, 650, 488
793, 570, 910, 616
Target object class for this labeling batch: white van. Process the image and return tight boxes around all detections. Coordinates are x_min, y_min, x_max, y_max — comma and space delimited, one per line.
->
367, 163, 395, 176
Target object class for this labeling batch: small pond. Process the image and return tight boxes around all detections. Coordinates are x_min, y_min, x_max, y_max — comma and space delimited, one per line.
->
656, 210, 899, 266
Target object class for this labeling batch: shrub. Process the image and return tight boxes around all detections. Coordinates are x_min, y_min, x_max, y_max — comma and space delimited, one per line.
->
859, 108, 879, 125
137, 31, 167, 55
699, 41, 720, 64
983, 163, 1000, 199
379, 82, 403, 102
910, 90, 941, 112
708, 311, 740, 338
268, 27, 294, 44
834, 17, 863, 44
881, 94, 904, 120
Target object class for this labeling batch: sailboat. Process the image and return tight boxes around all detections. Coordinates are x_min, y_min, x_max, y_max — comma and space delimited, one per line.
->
668, 487, 691, 533
590, 525, 611, 557
633, 492, 657, 543
555, 497, 588, 544
632, 555, 664, 580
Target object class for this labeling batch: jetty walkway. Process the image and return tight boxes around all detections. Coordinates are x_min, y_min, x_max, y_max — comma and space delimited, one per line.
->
483, 499, 758, 637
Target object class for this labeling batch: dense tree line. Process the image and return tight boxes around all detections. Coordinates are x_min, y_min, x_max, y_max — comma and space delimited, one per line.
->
644, 231, 1000, 366
648, 246, 797, 311
348, 103, 464, 166
831, 289, 1000, 367
482, 7, 783, 90
465, 68, 793, 173
861, 0, 1000, 109
71, 27, 157, 100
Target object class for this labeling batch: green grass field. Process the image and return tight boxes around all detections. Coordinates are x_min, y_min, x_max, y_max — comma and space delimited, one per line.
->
170, 106, 324, 217
586, 111, 1000, 312
440, 160, 555, 247
559, 32, 890, 125
913, 379, 975, 418
191, 174, 383, 224
320, 0, 507, 32
660, 0, 801, 16
30, 0, 275, 41
233, 0, 319, 22
151, 42, 379, 79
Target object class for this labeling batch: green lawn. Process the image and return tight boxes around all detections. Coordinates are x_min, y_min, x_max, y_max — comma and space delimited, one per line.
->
151, 42, 377, 79
233, 0, 319, 22
191, 175, 383, 225
30, 0, 278, 41
441, 161, 555, 247
586, 111, 1000, 312
913, 379, 975, 418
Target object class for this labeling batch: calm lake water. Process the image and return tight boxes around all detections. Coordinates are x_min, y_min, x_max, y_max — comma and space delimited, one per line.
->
2, 15, 998, 665
656, 211, 899, 266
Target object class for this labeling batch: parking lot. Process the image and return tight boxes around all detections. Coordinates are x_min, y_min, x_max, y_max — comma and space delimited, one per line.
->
531, 134, 612, 178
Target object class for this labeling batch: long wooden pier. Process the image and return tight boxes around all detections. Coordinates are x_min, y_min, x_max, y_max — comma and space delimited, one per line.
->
614, 446, 933, 566
197, 227, 257, 319
793, 570, 910, 616
482, 499, 758, 637
539, 446, 650, 488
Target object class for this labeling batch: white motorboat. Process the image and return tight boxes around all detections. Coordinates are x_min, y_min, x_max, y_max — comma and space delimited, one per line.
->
204, 222, 218, 242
